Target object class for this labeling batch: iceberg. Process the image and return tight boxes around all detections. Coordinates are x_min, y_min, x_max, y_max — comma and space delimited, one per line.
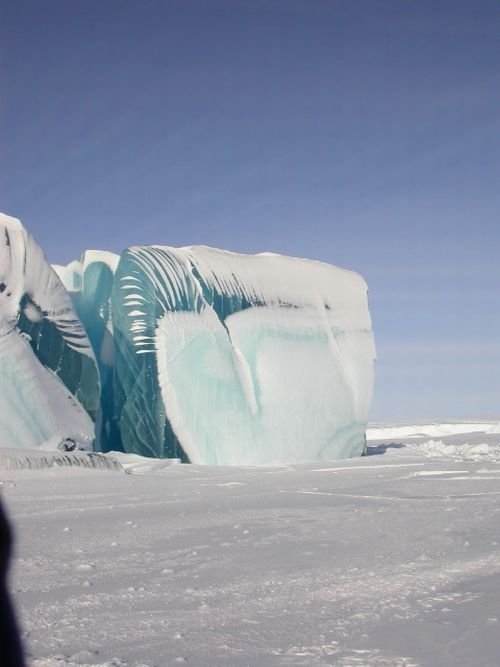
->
112, 245, 375, 464
0, 213, 99, 450
2, 212, 375, 464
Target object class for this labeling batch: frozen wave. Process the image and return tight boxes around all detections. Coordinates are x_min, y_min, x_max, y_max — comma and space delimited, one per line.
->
3, 212, 375, 464
113, 245, 375, 464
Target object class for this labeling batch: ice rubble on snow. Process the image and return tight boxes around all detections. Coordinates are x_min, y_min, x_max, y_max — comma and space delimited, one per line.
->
0, 213, 99, 450
367, 421, 500, 463
0, 447, 124, 471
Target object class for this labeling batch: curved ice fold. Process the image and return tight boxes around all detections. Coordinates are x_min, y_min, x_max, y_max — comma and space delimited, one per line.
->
0, 213, 99, 450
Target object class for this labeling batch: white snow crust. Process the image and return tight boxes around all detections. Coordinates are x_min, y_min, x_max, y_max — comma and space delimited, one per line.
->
181, 245, 372, 331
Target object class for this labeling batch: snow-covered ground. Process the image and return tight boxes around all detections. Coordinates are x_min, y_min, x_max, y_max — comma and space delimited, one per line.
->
2, 421, 500, 667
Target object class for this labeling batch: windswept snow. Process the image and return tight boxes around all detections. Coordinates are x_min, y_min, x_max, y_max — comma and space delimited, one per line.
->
1, 421, 500, 666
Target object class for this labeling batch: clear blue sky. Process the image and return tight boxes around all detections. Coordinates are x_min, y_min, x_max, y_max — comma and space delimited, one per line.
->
1, 0, 499, 421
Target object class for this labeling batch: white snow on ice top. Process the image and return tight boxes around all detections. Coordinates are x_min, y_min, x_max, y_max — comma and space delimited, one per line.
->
129, 243, 374, 332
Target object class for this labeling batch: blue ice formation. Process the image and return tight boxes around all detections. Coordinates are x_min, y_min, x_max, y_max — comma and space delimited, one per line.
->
110, 245, 375, 464
0, 214, 99, 450
54, 251, 120, 451
2, 212, 376, 464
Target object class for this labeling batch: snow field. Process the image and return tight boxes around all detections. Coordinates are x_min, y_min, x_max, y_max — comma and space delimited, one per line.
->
1, 421, 500, 666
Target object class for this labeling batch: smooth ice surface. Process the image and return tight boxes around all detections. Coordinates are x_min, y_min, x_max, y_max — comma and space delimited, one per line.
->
0, 213, 99, 450
113, 245, 375, 463
4, 421, 500, 667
